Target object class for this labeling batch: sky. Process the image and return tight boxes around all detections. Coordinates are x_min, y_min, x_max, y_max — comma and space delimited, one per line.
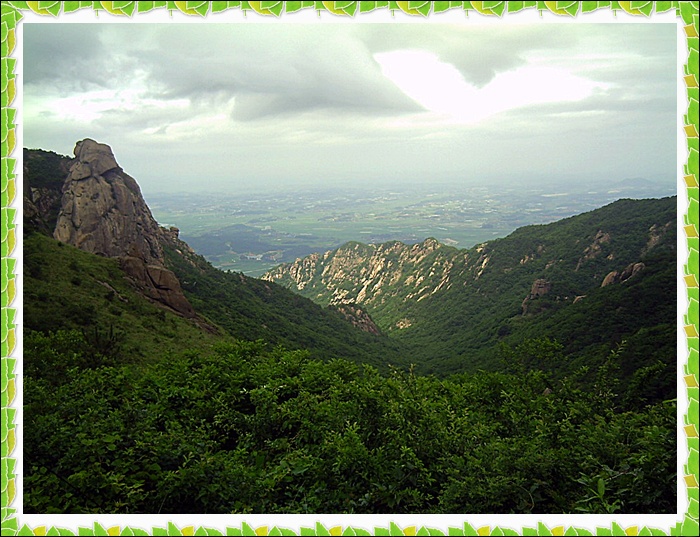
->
21, 21, 678, 194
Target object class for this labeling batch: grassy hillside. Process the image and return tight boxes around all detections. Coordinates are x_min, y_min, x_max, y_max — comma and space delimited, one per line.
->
24, 232, 216, 365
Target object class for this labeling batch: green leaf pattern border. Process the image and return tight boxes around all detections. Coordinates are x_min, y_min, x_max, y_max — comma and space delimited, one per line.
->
0, 1, 698, 535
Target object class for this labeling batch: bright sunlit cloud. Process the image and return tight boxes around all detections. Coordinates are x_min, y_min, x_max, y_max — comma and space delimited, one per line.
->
374, 50, 610, 124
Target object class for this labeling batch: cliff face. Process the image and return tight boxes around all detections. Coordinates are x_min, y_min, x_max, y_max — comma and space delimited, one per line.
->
264, 238, 463, 309
23, 149, 72, 235
51, 139, 195, 318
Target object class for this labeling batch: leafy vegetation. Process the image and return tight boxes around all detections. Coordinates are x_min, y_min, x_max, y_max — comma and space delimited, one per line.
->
24, 334, 676, 514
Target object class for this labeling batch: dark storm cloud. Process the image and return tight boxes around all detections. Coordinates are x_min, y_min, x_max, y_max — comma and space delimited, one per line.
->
127, 24, 425, 119
22, 23, 132, 90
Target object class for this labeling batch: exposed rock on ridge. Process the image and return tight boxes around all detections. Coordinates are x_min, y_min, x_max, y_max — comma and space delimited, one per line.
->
601, 262, 645, 287
54, 139, 163, 263
53, 139, 195, 318
332, 304, 382, 336
521, 278, 552, 315
263, 238, 463, 310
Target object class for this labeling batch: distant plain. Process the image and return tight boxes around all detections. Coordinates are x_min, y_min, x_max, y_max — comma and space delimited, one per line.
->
148, 178, 675, 277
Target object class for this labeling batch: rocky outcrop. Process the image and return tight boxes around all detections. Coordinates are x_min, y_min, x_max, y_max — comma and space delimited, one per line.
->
52, 139, 195, 317
601, 262, 645, 287
575, 230, 611, 271
24, 185, 63, 235
23, 149, 72, 234
54, 139, 163, 263
528, 278, 552, 298
644, 222, 674, 254
263, 238, 462, 309
119, 257, 194, 317
521, 278, 552, 315
331, 304, 382, 336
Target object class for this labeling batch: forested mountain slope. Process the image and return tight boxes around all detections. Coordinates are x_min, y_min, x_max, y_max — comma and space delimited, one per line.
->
265, 197, 677, 399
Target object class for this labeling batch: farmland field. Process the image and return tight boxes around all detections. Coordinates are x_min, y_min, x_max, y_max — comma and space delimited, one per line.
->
148, 179, 674, 277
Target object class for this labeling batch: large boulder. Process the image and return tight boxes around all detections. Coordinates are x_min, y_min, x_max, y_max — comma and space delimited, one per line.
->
54, 139, 163, 264
119, 256, 195, 318
53, 139, 195, 317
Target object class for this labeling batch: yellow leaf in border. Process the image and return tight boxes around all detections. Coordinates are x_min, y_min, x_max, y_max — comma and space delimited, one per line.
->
7, 428, 16, 456
543, 1, 571, 15
25, 2, 52, 15
6, 79, 16, 107
6, 378, 16, 407
6, 228, 16, 257
396, 1, 422, 15
5, 278, 16, 305
617, 1, 646, 15
248, 2, 277, 16
6, 328, 17, 356
100, 1, 130, 15
7, 28, 16, 56
6, 129, 16, 156
6, 177, 16, 206
7, 478, 16, 505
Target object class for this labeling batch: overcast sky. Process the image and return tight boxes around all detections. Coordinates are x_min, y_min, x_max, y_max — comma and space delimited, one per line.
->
21, 22, 677, 194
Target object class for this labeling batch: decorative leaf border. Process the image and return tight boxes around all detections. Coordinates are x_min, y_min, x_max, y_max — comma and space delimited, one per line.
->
0, 0, 698, 535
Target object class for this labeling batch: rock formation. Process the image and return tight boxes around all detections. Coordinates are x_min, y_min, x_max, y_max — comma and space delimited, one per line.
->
54, 139, 163, 263
53, 139, 195, 318
23, 148, 72, 235
521, 278, 552, 315
332, 304, 382, 336
575, 229, 612, 271
601, 262, 645, 287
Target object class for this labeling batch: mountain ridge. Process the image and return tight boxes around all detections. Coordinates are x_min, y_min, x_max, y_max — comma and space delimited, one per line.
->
264, 196, 677, 380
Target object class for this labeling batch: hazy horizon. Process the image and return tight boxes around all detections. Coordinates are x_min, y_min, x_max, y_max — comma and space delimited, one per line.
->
22, 22, 677, 196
